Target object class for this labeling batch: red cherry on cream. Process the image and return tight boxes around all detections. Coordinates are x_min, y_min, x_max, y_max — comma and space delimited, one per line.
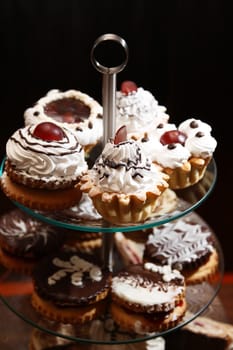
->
160, 130, 187, 146
120, 81, 138, 95
33, 122, 65, 141
114, 125, 127, 144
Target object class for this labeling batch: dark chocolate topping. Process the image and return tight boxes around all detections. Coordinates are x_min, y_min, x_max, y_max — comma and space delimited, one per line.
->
190, 120, 199, 128
33, 251, 111, 307
44, 97, 90, 123
0, 209, 65, 258
114, 263, 184, 287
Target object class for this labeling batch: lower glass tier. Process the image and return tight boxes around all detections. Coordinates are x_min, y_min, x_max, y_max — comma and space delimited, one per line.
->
0, 212, 224, 345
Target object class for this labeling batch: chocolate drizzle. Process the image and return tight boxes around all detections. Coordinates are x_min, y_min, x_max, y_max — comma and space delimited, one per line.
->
10, 126, 82, 156
94, 140, 151, 179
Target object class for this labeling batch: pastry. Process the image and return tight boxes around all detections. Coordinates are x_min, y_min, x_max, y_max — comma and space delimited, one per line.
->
143, 216, 219, 284
140, 117, 217, 189
166, 315, 233, 350
63, 230, 102, 254
24, 89, 103, 156
0, 208, 65, 274
79, 126, 169, 225
31, 251, 111, 324
110, 262, 186, 333
116, 80, 169, 140
1, 121, 88, 211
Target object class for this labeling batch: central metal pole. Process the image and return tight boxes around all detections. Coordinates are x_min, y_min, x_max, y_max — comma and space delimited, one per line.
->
90, 33, 129, 270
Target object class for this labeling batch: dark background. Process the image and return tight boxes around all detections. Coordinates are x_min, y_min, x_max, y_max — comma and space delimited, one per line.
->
0, 1, 232, 270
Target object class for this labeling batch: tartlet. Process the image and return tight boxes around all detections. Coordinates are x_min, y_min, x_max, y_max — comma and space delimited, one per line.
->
24, 89, 103, 156
79, 126, 169, 225
138, 118, 217, 189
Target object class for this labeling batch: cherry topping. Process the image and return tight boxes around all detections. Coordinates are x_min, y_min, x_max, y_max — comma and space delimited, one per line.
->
160, 130, 187, 146
114, 125, 127, 144
120, 81, 138, 95
33, 122, 65, 141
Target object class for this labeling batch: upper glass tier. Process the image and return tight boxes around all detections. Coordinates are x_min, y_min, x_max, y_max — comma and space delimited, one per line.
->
0, 157, 217, 232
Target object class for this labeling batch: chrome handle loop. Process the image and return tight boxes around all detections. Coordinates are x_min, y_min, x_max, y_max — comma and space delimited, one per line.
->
90, 33, 129, 74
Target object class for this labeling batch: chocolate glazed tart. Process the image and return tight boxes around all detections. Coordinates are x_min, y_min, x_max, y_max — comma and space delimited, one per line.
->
31, 251, 112, 324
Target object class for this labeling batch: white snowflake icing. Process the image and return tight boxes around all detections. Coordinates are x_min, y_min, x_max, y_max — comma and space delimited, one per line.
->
147, 220, 214, 265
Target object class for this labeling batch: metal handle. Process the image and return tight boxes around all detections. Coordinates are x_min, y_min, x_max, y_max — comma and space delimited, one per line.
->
91, 33, 129, 145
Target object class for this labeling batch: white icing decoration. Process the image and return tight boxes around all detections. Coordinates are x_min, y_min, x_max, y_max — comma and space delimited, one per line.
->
147, 220, 214, 265
48, 255, 102, 286
116, 87, 169, 136
90, 139, 168, 194
23, 89, 103, 148
111, 263, 184, 308
178, 118, 212, 137
144, 262, 182, 282
6, 123, 88, 182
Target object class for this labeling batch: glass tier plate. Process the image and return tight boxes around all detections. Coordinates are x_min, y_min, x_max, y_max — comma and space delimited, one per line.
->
0, 158, 217, 232
0, 211, 224, 345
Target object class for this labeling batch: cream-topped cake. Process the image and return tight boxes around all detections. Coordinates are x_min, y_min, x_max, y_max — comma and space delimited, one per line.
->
1, 122, 87, 210
5, 122, 87, 189
138, 118, 217, 189
116, 81, 169, 139
79, 126, 169, 225
110, 262, 186, 333
24, 89, 103, 154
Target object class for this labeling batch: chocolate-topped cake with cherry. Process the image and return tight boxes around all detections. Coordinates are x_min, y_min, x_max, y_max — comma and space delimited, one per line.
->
143, 216, 219, 284
1, 121, 87, 211
24, 89, 103, 155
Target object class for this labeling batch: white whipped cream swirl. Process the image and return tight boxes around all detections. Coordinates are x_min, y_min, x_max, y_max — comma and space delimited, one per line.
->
141, 118, 217, 168
91, 139, 168, 194
178, 118, 212, 137
116, 87, 169, 135
24, 89, 103, 148
185, 131, 217, 158
6, 123, 88, 181
153, 143, 191, 168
